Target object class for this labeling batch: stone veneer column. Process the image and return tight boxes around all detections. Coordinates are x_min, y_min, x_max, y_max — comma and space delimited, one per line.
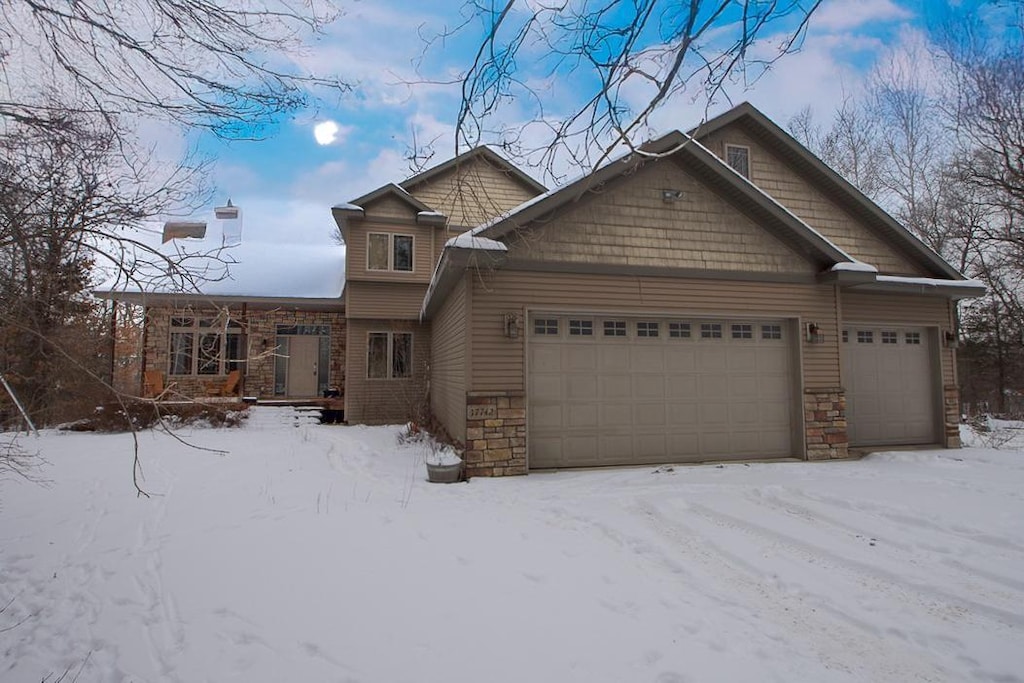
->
943, 384, 962, 448
463, 391, 527, 477
804, 387, 849, 460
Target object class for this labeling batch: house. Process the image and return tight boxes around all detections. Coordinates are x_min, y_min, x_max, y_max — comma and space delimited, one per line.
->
99, 102, 984, 476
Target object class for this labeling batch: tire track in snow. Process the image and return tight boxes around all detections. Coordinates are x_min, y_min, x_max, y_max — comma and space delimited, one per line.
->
749, 487, 1024, 603
685, 500, 1024, 629
629, 497, 953, 682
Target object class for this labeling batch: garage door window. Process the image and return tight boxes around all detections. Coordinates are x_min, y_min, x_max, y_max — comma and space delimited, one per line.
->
669, 322, 691, 338
637, 321, 660, 337
701, 323, 722, 339
762, 324, 782, 340
534, 318, 559, 335
882, 331, 898, 344
857, 330, 873, 343
569, 319, 593, 336
731, 324, 753, 339
905, 332, 921, 345
603, 320, 627, 337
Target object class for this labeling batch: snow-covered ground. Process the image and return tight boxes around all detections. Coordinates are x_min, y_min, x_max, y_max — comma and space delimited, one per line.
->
2, 408, 1022, 682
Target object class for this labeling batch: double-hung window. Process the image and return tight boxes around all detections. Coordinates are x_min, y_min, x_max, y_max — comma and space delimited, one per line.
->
367, 332, 413, 379
368, 233, 414, 272
169, 316, 245, 376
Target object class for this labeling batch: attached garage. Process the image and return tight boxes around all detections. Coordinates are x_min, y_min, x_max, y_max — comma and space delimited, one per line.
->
528, 314, 798, 468
842, 325, 939, 446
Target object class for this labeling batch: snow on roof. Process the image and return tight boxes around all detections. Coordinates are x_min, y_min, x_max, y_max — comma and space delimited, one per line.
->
830, 261, 879, 273
444, 233, 507, 251
875, 275, 985, 289
98, 239, 346, 300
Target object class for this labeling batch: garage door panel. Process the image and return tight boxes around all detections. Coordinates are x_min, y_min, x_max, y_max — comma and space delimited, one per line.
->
698, 347, 728, 371
630, 346, 664, 372
600, 346, 630, 371
665, 349, 697, 372
532, 404, 563, 430
600, 375, 631, 400
666, 402, 698, 425
566, 375, 598, 399
728, 348, 758, 372
635, 403, 667, 426
530, 315, 795, 468
843, 325, 937, 446
698, 375, 729, 399
565, 346, 598, 371
666, 375, 698, 399
633, 375, 666, 399
729, 375, 759, 398
568, 403, 599, 428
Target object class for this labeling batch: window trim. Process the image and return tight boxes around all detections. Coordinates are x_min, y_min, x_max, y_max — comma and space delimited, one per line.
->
366, 330, 414, 380
366, 232, 416, 273
725, 143, 751, 179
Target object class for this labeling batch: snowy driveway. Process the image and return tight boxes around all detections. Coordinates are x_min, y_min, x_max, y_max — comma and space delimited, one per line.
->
1, 408, 1022, 682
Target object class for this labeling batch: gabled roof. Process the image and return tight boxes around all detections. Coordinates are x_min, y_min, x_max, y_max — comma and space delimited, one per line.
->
347, 182, 433, 214
399, 145, 547, 195
691, 102, 964, 280
469, 131, 854, 269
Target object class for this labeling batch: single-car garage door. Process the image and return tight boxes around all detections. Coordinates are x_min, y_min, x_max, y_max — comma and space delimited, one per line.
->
842, 326, 937, 446
528, 314, 796, 468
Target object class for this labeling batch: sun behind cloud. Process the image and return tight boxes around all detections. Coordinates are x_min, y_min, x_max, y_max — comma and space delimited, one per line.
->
314, 120, 340, 145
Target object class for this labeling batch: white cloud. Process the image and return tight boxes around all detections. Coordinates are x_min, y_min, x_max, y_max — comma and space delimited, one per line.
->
811, 0, 914, 31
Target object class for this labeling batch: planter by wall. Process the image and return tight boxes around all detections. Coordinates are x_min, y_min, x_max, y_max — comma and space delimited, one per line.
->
426, 461, 463, 483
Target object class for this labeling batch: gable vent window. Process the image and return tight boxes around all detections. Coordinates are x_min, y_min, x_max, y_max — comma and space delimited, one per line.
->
905, 331, 921, 345
569, 319, 593, 336
726, 144, 751, 179
637, 321, 660, 337
882, 331, 898, 344
857, 330, 874, 344
732, 324, 753, 339
534, 318, 559, 335
701, 323, 723, 339
762, 324, 783, 340
669, 322, 691, 338
604, 320, 627, 337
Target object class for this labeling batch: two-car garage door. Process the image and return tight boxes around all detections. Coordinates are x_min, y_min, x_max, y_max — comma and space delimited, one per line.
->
528, 314, 796, 468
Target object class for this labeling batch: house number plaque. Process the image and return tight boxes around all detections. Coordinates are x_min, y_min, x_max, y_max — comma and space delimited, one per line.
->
467, 405, 497, 420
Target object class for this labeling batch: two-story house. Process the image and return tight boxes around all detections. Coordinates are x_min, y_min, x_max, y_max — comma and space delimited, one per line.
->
100, 102, 984, 476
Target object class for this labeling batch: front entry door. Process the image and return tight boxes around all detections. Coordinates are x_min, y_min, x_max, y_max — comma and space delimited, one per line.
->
286, 335, 319, 397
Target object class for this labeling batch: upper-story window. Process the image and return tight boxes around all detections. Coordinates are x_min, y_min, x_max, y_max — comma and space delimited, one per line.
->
725, 144, 750, 179
368, 233, 414, 272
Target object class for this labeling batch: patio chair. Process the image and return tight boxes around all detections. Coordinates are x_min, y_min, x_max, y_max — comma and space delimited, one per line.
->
206, 370, 241, 397
142, 370, 165, 399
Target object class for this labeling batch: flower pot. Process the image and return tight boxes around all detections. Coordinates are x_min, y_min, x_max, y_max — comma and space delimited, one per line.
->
426, 461, 462, 483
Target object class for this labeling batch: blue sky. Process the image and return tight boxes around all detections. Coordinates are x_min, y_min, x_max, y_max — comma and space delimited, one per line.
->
180, 0, 981, 246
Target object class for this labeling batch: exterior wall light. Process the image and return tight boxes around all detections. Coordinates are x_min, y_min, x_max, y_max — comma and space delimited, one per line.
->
944, 330, 960, 349
503, 312, 522, 339
661, 189, 684, 202
805, 322, 825, 344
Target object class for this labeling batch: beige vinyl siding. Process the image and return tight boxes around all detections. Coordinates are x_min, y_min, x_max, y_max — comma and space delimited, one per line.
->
345, 281, 428, 320
841, 291, 956, 386
505, 161, 816, 274
409, 156, 538, 231
360, 194, 421, 220
469, 269, 840, 392
344, 319, 430, 425
429, 275, 468, 440
700, 126, 929, 277
345, 222, 435, 284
